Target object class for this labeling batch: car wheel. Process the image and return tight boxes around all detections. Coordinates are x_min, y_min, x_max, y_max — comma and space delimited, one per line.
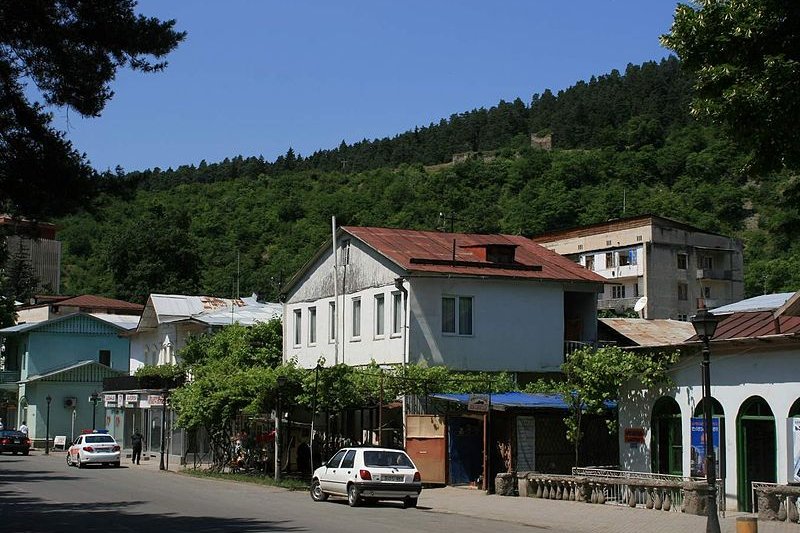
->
403, 497, 418, 509
66, 454, 72, 466
347, 484, 361, 507
77, 458, 83, 469
310, 479, 328, 502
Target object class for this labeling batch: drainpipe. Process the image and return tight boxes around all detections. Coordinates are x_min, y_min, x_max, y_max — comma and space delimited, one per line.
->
394, 277, 409, 446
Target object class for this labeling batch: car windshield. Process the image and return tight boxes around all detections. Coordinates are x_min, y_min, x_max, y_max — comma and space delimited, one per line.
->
85, 436, 115, 444
363, 450, 413, 468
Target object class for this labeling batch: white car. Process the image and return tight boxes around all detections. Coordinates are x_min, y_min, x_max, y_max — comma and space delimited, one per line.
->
66, 432, 121, 468
310, 447, 422, 508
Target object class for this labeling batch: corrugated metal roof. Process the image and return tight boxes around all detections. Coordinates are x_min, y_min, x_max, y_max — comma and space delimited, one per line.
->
143, 294, 281, 329
342, 226, 605, 283
0, 312, 129, 335
20, 359, 125, 383
710, 311, 800, 340
710, 293, 795, 315
89, 313, 140, 331
599, 318, 695, 346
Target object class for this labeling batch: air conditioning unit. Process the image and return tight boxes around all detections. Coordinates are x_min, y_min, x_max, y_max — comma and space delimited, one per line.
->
64, 397, 77, 408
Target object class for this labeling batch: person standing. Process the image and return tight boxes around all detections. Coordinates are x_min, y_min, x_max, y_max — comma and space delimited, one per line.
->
19, 422, 28, 437
131, 429, 144, 465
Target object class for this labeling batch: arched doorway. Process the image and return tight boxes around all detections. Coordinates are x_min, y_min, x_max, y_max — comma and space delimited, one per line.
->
651, 396, 682, 475
737, 396, 776, 511
693, 397, 725, 480
789, 399, 800, 485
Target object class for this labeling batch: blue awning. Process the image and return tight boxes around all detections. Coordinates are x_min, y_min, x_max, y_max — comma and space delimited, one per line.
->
430, 392, 616, 411
430, 392, 569, 410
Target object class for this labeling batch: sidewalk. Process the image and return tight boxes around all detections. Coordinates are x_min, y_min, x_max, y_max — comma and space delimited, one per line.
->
132, 454, 797, 533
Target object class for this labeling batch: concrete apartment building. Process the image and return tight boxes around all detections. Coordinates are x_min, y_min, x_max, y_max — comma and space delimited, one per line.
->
1, 215, 61, 294
531, 215, 744, 320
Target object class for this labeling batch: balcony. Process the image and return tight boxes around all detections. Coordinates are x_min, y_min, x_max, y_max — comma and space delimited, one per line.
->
0, 370, 20, 384
695, 268, 733, 281
597, 297, 639, 312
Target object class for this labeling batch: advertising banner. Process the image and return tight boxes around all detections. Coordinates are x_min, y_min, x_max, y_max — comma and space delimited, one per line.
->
789, 418, 800, 483
690, 417, 720, 478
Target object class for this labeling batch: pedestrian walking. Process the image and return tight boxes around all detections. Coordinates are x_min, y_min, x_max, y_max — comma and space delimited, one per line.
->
19, 423, 28, 437
131, 429, 144, 465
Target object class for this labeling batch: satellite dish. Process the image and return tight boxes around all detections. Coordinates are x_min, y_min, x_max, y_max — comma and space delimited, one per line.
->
634, 296, 648, 312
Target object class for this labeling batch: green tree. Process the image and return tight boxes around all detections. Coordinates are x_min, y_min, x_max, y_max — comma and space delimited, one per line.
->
0, 0, 185, 219
662, 0, 800, 171
527, 346, 677, 466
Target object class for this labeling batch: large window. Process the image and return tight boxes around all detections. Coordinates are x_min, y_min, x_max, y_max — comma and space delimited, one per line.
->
442, 296, 473, 336
391, 292, 403, 335
584, 255, 595, 271
619, 249, 637, 266
605, 252, 615, 268
308, 307, 317, 345
374, 294, 385, 337
351, 298, 361, 339
293, 309, 302, 346
328, 302, 336, 342
99, 350, 111, 367
677, 253, 688, 270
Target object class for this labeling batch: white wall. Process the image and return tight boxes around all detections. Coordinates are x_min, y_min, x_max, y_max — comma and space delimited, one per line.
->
618, 343, 800, 510
408, 277, 566, 372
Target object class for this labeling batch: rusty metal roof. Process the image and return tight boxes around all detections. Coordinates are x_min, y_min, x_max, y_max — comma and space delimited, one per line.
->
709, 311, 800, 340
599, 318, 696, 346
342, 226, 605, 283
54, 294, 144, 312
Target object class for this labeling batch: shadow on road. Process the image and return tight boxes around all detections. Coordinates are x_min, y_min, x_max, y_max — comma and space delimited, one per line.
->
0, 492, 305, 532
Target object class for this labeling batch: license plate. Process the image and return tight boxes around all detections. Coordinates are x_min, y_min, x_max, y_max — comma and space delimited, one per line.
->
13, 439, 20, 443
381, 474, 403, 482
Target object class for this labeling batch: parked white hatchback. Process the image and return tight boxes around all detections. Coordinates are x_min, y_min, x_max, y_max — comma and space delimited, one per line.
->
66, 432, 121, 468
310, 447, 422, 508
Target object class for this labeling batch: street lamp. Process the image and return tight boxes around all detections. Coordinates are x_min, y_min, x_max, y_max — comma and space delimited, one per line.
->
89, 391, 100, 430
159, 388, 169, 471
691, 307, 721, 533
275, 375, 287, 482
44, 395, 52, 455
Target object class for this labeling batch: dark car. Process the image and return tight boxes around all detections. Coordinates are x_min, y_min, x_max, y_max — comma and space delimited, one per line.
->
0, 430, 31, 455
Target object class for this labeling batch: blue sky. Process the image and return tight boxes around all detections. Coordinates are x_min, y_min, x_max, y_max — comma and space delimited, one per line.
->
49, 1, 680, 172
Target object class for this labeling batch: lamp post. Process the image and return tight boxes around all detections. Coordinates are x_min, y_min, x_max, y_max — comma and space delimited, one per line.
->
89, 391, 100, 430
691, 308, 721, 533
275, 376, 287, 482
159, 388, 169, 471
44, 395, 52, 455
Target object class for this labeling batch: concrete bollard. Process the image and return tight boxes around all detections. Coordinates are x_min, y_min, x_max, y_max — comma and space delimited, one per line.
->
736, 516, 757, 533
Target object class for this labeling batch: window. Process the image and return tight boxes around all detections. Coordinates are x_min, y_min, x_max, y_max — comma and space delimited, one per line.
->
391, 292, 403, 335
633, 283, 640, 298
619, 249, 637, 266
584, 255, 595, 271
341, 449, 356, 468
605, 252, 615, 268
577, 244, 583, 250
678, 314, 688, 321
700, 256, 713, 270
328, 302, 336, 342
606, 240, 612, 246
351, 298, 361, 339
327, 449, 347, 468
374, 294, 385, 337
677, 253, 688, 270
308, 307, 317, 345
678, 283, 688, 301
442, 296, 473, 336
99, 350, 111, 367
293, 309, 302, 346
704, 286, 711, 298
612, 285, 625, 299
636, 235, 643, 242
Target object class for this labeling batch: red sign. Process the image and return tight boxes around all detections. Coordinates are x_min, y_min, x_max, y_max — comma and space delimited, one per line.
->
624, 427, 646, 444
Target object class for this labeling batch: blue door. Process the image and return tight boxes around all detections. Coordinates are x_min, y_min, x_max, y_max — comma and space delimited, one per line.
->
448, 417, 483, 485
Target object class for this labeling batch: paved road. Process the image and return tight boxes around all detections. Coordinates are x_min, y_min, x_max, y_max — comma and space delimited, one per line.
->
0, 452, 562, 533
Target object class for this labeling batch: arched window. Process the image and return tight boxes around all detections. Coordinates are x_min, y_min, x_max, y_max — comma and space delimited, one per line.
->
736, 396, 776, 512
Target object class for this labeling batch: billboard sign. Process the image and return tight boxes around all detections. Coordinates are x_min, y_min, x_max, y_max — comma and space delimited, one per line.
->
690, 417, 720, 478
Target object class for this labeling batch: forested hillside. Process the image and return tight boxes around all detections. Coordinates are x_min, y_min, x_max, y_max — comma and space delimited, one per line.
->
58, 57, 800, 303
